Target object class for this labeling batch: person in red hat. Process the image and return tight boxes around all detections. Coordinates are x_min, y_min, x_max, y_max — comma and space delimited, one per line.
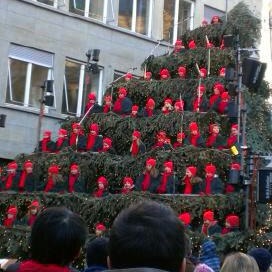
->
54, 128, 69, 153
214, 91, 230, 114
130, 130, 146, 157
84, 92, 102, 114
188, 40, 196, 49
221, 214, 240, 234
141, 98, 155, 117
121, 177, 134, 194
23, 200, 40, 227
103, 95, 112, 113
173, 132, 185, 149
182, 166, 202, 194
95, 223, 107, 237
125, 73, 133, 82
1, 161, 19, 191
178, 212, 191, 228
173, 40, 185, 54
69, 123, 86, 152
144, 71, 152, 81
206, 41, 214, 49
18, 160, 36, 192
209, 82, 225, 108
99, 137, 116, 154
131, 105, 139, 118
152, 131, 172, 150
156, 161, 176, 194
113, 87, 133, 115
219, 67, 226, 77
67, 163, 85, 193
206, 123, 225, 149
178, 66, 187, 79
202, 164, 223, 195
174, 100, 184, 112
37, 130, 55, 153
184, 122, 205, 147
226, 124, 239, 148
162, 98, 174, 114
159, 68, 170, 80
201, 210, 221, 236
199, 68, 207, 78
192, 84, 208, 112
201, 19, 208, 27
86, 123, 103, 152
135, 158, 159, 193
93, 176, 109, 197
211, 15, 222, 24
44, 164, 65, 193
3, 205, 18, 228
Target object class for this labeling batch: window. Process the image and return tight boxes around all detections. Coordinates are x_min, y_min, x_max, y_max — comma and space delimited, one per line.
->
69, 0, 107, 22
204, 5, 225, 23
118, 0, 152, 36
37, 0, 54, 5
163, 0, 194, 43
62, 59, 103, 117
6, 44, 54, 109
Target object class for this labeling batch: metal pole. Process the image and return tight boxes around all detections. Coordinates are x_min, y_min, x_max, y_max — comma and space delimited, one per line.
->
225, 0, 228, 22
36, 85, 45, 150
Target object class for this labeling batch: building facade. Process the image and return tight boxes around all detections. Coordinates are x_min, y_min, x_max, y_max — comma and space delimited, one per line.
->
0, 0, 263, 159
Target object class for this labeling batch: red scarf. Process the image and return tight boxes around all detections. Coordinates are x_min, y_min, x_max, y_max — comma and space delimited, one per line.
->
5, 173, 15, 190
56, 138, 64, 149
209, 94, 220, 107
221, 227, 231, 234
227, 135, 237, 148
201, 224, 208, 235
153, 141, 164, 149
121, 188, 131, 194
68, 174, 78, 193
141, 173, 151, 191
44, 177, 54, 192
193, 97, 203, 112
41, 138, 49, 152
218, 101, 228, 114
113, 98, 123, 114
94, 189, 104, 197
157, 173, 170, 194
205, 176, 213, 194
27, 214, 37, 227
131, 140, 139, 156
162, 108, 170, 114
19, 171, 28, 190
86, 134, 96, 151
183, 176, 192, 194
206, 134, 217, 147
190, 133, 200, 147
18, 260, 71, 272
173, 142, 182, 148
103, 105, 110, 113
85, 102, 94, 113
3, 217, 15, 228
69, 133, 77, 146
145, 108, 153, 117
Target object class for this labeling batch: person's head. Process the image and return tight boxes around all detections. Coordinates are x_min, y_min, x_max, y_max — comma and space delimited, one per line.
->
86, 237, 109, 268
186, 166, 197, 178
210, 124, 219, 135
220, 252, 259, 272
108, 201, 186, 272
103, 138, 112, 150
24, 160, 33, 174
89, 123, 99, 136
97, 176, 108, 190
164, 161, 173, 174
131, 105, 139, 116
95, 223, 107, 237
230, 124, 238, 136
28, 200, 40, 215
7, 161, 18, 174
177, 132, 185, 143
205, 164, 216, 178
197, 84, 206, 97
164, 98, 172, 108
70, 164, 79, 175
123, 177, 134, 190
7, 206, 17, 219
157, 131, 166, 142
189, 122, 199, 136
132, 130, 141, 141
43, 130, 51, 139
144, 71, 152, 80
145, 158, 156, 171
146, 98, 155, 110
203, 211, 214, 225
72, 123, 81, 134
213, 83, 224, 95
88, 92, 96, 104
30, 207, 87, 266
225, 215, 240, 229
118, 87, 127, 99
248, 248, 272, 272
58, 129, 67, 138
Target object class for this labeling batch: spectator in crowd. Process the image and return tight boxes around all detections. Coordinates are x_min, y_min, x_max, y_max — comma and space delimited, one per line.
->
84, 238, 109, 272
199, 240, 220, 272
108, 201, 187, 272
6, 207, 87, 272
194, 264, 214, 272
220, 252, 259, 272
248, 248, 272, 272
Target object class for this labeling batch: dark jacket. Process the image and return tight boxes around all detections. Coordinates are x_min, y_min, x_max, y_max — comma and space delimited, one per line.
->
19, 172, 36, 192
37, 140, 55, 152
156, 174, 178, 194
84, 265, 107, 272
69, 134, 87, 152
201, 176, 224, 194
135, 171, 160, 193
54, 138, 69, 152
87, 135, 103, 152
184, 135, 205, 148
1, 172, 20, 191
67, 175, 86, 193
113, 97, 133, 115
85, 103, 103, 114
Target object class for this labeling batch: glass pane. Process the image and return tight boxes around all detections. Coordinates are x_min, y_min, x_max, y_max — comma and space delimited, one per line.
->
6, 59, 27, 105
89, 0, 104, 21
163, 0, 175, 42
118, 0, 133, 30
37, 0, 54, 5
62, 60, 81, 115
29, 64, 49, 109
177, 1, 191, 37
69, 0, 85, 16
136, 0, 150, 35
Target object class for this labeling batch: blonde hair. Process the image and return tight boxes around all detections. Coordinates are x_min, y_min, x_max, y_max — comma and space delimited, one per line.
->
220, 252, 260, 272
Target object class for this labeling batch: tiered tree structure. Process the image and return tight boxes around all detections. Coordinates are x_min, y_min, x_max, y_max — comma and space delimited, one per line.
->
0, 2, 271, 265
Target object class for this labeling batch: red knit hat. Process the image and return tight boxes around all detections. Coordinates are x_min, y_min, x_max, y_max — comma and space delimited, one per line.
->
226, 215, 240, 227
118, 87, 127, 96
123, 177, 134, 186
189, 122, 198, 132
125, 73, 132, 80
186, 166, 197, 176
175, 40, 183, 46
144, 71, 152, 80
198, 84, 206, 93
174, 100, 184, 110
157, 131, 166, 139
43, 130, 51, 138
132, 130, 141, 138
48, 164, 59, 174
24, 160, 33, 169
219, 67, 226, 77
205, 164, 216, 175
104, 95, 112, 102
203, 210, 214, 221
72, 123, 81, 130
231, 163, 241, 170
164, 161, 173, 171
95, 223, 106, 231
146, 158, 156, 167
178, 66, 186, 76
29, 200, 40, 209
88, 92, 96, 100
177, 132, 185, 140
146, 98, 155, 108
58, 128, 67, 137
8, 161, 18, 170
214, 83, 225, 93
97, 176, 108, 187
178, 212, 191, 225
132, 105, 139, 111
103, 137, 112, 147
231, 124, 238, 130
200, 68, 207, 78
70, 163, 79, 171
89, 123, 99, 133
188, 40, 196, 49
164, 98, 172, 105
160, 68, 170, 79
7, 206, 18, 216
221, 91, 230, 100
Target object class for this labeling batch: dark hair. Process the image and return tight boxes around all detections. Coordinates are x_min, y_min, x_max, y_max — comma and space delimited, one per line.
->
86, 237, 109, 267
30, 207, 87, 266
109, 201, 186, 272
